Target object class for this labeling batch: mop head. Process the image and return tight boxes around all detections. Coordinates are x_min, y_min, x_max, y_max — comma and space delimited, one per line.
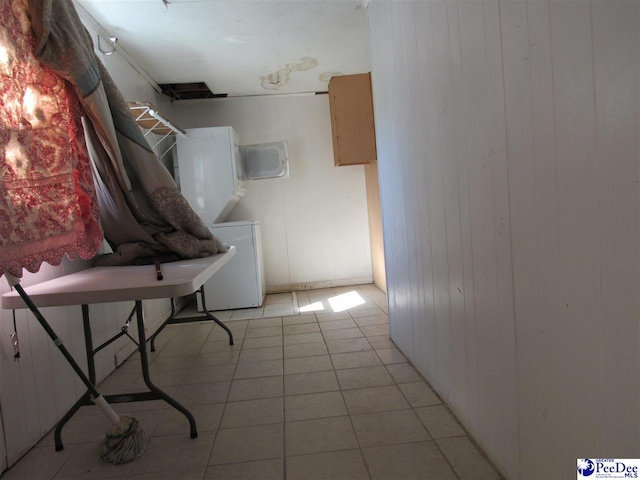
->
99, 416, 147, 464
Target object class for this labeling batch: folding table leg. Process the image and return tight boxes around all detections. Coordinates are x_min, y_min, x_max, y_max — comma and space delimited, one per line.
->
199, 287, 234, 346
134, 301, 197, 438
54, 391, 92, 450
148, 289, 234, 349
149, 298, 176, 352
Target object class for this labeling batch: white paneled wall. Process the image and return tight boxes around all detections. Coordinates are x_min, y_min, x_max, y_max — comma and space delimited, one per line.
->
0, 18, 175, 468
368, 1, 639, 478
174, 95, 372, 291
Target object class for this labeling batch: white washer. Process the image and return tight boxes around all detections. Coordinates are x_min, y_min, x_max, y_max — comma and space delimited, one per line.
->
197, 221, 265, 311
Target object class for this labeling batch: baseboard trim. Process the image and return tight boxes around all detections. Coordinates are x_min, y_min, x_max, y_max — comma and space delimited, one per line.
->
266, 276, 373, 294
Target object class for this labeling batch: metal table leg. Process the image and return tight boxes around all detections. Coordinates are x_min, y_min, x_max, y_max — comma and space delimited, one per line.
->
54, 302, 198, 451
199, 287, 234, 345
148, 287, 234, 349
134, 301, 197, 438
149, 298, 176, 352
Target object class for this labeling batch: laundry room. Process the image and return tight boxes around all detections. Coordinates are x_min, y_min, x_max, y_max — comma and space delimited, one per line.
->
1, 1, 637, 479
170, 93, 374, 310
0, 0, 383, 471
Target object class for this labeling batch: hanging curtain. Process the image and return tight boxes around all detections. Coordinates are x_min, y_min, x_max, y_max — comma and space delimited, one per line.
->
0, 0, 103, 278
28, 0, 227, 266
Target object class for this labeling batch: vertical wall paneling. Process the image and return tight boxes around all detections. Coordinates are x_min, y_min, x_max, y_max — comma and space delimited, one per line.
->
551, 1, 604, 464
447, 0, 480, 435
413, 0, 449, 398
396, 2, 420, 370
15, 306, 39, 448
430, 0, 467, 422
526, 0, 567, 472
430, 0, 465, 412
26, 309, 58, 437
368, 1, 639, 478
397, 1, 429, 384
0, 305, 35, 461
383, 3, 410, 366
488, 2, 520, 468
45, 308, 77, 432
502, 0, 565, 476
411, 0, 434, 386
591, 0, 639, 456
391, 2, 414, 370
459, 0, 514, 464
368, 1, 403, 350
0, 409, 5, 473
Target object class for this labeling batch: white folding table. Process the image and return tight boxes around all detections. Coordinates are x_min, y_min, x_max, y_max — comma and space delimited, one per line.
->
1, 247, 235, 451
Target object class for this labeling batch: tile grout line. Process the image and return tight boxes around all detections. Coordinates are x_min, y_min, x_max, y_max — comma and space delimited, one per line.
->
346, 302, 456, 479
237, 288, 492, 478
342, 308, 375, 480
206, 321, 246, 470
10, 285, 497, 479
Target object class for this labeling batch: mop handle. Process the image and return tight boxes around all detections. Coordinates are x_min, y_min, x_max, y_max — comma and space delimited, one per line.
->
5, 273, 101, 398
93, 394, 121, 425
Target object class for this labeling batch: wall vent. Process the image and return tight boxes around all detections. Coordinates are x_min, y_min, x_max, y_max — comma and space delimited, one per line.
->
240, 141, 289, 180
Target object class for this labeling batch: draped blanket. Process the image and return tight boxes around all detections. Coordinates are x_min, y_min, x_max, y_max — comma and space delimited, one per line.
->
0, 0, 103, 278
28, 0, 227, 266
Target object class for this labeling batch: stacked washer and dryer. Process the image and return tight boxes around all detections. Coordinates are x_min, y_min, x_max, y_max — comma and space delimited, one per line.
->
176, 126, 288, 311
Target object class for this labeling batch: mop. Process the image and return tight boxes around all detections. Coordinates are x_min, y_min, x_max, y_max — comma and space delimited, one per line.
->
4, 272, 147, 464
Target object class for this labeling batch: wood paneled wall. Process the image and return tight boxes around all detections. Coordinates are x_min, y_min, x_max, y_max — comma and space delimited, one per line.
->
368, 1, 639, 478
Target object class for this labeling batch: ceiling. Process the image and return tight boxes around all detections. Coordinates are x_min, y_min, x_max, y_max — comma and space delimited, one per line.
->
75, 0, 372, 98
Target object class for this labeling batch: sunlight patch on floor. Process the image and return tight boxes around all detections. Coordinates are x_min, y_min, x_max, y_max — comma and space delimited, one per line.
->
299, 301, 325, 313
327, 290, 366, 312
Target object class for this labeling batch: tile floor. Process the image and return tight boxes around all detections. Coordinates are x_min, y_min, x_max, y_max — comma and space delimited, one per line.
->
2, 285, 503, 480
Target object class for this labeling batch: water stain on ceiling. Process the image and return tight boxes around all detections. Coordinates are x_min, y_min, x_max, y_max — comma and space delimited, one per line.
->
318, 71, 343, 83
260, 57, 319, 91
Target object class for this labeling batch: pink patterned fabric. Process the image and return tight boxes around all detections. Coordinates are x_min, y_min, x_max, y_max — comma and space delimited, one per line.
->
0, 0, 102, 278
28, 0, 228, 267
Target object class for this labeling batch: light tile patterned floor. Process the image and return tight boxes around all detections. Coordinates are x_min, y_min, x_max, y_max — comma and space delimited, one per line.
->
2, 285, 503, 480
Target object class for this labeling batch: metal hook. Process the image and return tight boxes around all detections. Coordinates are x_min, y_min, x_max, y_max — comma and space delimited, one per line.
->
97, 35, 117, 56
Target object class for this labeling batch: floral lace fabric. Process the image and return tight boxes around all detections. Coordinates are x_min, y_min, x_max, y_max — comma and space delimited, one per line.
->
28, 0, 228, 266
0, 0, 103, 277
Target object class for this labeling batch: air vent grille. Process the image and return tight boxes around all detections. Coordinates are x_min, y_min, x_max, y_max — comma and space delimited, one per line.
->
240, 141, 289, 180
